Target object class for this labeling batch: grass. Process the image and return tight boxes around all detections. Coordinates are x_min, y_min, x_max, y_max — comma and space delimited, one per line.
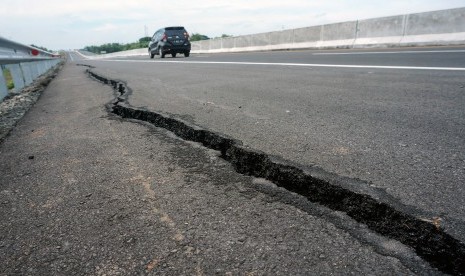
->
2, 68, 14, 90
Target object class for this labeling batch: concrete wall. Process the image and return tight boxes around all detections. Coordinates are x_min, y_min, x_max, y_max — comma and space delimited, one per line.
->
321, 21, 357, 41
357, 15, 405, 38
191, 7, 465, 53
222, 37, 235, 49
406, 8, 465, 35
353, 15, 405, 47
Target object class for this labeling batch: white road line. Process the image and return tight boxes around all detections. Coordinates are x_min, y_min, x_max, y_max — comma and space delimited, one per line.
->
312, 50, 465, 55
96, 59, 465, 71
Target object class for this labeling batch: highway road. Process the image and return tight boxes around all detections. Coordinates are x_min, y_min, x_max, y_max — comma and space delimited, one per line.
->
70, 47, 465, 272
1, 63, 437, 275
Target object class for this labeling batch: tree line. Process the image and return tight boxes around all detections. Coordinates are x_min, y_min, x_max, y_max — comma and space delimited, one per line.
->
83, 37, 151, 54
82, 33, 232, 54
191, 33, 232, 41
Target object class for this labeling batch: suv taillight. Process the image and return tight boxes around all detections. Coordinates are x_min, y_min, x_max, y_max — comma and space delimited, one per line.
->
161, 33, 167, 42
184, 32, 190, 41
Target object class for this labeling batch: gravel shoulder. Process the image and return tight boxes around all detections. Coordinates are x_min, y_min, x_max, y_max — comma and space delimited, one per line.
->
0, 63, 63, 142
0, 63, 436, 275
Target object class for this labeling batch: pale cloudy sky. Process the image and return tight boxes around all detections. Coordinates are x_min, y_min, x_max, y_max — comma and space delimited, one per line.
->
1, 0, 464, 50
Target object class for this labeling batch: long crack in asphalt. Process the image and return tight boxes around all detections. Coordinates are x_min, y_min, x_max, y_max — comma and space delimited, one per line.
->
85, 67, 465, 275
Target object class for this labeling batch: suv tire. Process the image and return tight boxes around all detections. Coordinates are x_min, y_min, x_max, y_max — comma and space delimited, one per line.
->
184, 51, 190, 57
159, 48, 165, 58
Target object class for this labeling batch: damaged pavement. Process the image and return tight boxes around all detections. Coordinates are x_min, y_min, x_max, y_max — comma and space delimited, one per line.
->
0, 63, 462, 274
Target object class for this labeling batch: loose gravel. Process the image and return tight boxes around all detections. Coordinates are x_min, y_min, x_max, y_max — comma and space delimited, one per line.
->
0, 62, 63, 142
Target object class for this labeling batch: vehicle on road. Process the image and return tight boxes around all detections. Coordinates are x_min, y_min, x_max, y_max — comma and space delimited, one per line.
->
148, 26, 191, 59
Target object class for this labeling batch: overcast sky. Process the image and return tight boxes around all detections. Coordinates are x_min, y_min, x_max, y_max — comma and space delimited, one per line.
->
1, 0, 464, 50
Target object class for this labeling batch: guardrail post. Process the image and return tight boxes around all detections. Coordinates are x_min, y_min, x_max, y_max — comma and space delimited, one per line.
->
5, 64, 26, 91
20, 62, 34, 86
38, 62, 44, 75
31, 62, 39, 79
41, 61, 48, 74
0, 65, 8, 100
29, 62, 35, 79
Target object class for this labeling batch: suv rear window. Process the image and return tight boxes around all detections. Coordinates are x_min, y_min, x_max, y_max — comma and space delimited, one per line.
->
165, 27, 187, 38
165, 27, 185, 31
166, 30, 185, 35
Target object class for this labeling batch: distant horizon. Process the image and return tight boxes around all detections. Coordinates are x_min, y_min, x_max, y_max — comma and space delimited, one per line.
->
1, 0, 463, 50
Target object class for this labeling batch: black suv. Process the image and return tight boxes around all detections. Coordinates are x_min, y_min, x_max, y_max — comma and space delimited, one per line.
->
148, 26, 191, 58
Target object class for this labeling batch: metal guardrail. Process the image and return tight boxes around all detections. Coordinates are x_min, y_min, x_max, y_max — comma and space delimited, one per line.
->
1, 36, 61, 100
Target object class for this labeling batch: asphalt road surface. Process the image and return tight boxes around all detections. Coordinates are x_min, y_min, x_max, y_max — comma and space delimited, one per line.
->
1, 61, 435, 275
2, 47, 463, 274
73, 47, 465, 242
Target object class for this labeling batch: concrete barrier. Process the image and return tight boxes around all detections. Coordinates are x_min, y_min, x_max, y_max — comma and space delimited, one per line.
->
222, 37, 235, 49
293, 26, 321, 44
192, 40, 209, 51
401, 8, 465, 46
210, 38, 222, 50
270, 30, 293, 49
234, 35, 253, 48
190, 7, 465, 53
291, 26, 322, 49
319, 21, 357, 48
354, 15, 405, 47
406, 8, 465, 35
253, 33, 271, 47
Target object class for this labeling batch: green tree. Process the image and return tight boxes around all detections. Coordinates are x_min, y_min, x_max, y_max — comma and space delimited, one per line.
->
138, 36, 151, 48
83, 37, 153, 54
139, 36, 151, 43
190, 33, 210, 41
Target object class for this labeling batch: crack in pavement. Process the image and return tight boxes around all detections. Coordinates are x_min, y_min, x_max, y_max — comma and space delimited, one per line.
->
85, 67, 465, 275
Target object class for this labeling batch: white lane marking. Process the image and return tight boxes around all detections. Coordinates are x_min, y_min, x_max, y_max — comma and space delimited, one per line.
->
312, 50, 465, 55
95, 59, 465, 71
